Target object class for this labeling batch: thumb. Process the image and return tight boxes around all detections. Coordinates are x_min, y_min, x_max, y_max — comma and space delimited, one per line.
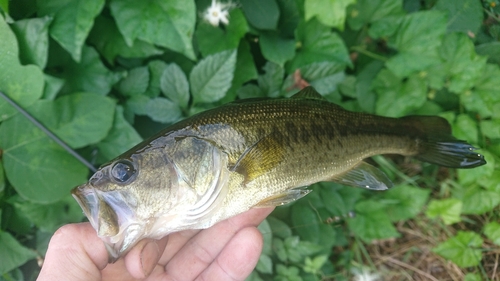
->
37, 223, 108, 281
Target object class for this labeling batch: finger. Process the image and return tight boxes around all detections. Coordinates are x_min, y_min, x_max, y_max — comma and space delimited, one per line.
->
163, 207, 273, 280
157, 229, 201, 265
38, 223, 108, 281
123, 236, 169, 279
197, 227, 263, 281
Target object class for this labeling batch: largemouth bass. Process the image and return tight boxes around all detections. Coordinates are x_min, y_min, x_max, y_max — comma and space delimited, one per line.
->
72, 86, 486, 261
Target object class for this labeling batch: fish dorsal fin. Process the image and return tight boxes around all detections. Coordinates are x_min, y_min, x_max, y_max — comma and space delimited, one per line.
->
233, 133, 285, 184
291, 86, 326, 100
329, 162, 393, 191
255, 187, 311, 207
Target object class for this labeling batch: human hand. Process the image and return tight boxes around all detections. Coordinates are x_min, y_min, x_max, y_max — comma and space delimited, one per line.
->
37, 207, 274, 281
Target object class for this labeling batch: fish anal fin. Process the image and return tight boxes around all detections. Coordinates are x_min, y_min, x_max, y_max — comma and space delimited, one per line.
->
329, 162, 393, 191
255, 188, 312, 207
291, 86, 326, 100
233, 134, 285, 183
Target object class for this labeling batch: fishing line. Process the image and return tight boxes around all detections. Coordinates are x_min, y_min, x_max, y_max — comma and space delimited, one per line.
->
0, 91, 97, 172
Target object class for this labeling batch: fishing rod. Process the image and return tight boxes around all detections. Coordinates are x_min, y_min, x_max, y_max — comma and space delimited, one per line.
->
0, 91, 97, 173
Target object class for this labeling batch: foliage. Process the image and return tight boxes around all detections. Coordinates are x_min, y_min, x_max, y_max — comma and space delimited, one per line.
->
0, 0, 499, 279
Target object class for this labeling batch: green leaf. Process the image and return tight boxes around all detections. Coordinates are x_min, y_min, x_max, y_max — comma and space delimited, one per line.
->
273, 238, 288, 262
38, 0, 104, 62
0, 231, 36, 275
320, 183, 363, 217
368, 14, 403, 39
305, 0, 356, 30
0, 161, 4, 193
195, 9, 249, 57
116, 66, 150, 97
382, 185, 430, 221
300, 61, 345, 95
275, 264, 302, 281
484, 222, 500, 246
479, 170, 500, 193
276, 0, 300, 37
145, 97, 182, 124
384, 11, 447, 77
389, 10, 447, 54
42, 74, 64, 100
256, 254, 273, 274
433, 0, 483, 34
11, 195, 83, 233
258, 62, 284, 97
96, 106, 142, 161
476, 42, 500, 65
374, 71, 427, 117
347, 0, 404, 30
453, 114, 478, 144
240, 0, 279, 30
10, 16, 52, 68
109, 0, 195, 60
432, 231, 483, 268
34, 93, 115, 148
303, 255, 329, 274
237, 84, 264, 99
464, 273, 482, 281
88, 15, 163, 65
0, 105, 89, 203
257, 219, 272, 255
223, 40, 258, 101
0, 14, 44, 122
161, 63, 190, 109
267, 216, 292, 239
439, 33, 487, 94
0, 0, 7, 12
259, 31, 295, 66
347, 201, 400, 242
245, 271, 264, 281
339, 75, 356, 98
190, 50, 237, 104
290, 18, 351, 70
356, 61, 383, 113
291, 202, 320, 244
466, 64, 500, 118
145, 60, 168, 98
425, 198, 462, 225
57, 46, 121, 96
458, 186, 500, 215
480, 120, 500, 139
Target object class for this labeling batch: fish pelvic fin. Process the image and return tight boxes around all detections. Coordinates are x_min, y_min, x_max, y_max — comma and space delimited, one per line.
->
401, 116, 487, 168
255, 187, 311, 207
329, 161, 393, 191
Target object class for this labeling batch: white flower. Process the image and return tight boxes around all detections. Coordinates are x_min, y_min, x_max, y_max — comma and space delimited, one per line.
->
353, 269, 380, 281
203, 0, 233, 26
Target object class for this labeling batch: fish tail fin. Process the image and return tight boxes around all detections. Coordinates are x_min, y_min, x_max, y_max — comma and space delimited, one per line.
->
401, 116, 486, 169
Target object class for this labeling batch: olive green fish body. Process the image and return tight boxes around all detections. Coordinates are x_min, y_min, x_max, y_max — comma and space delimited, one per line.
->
72, 87, 486, 261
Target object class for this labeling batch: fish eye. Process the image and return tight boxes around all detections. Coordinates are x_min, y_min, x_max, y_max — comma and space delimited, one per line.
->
110, 160, 137, 184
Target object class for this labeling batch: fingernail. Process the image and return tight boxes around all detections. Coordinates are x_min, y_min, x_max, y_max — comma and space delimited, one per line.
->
140, 240, 159, 277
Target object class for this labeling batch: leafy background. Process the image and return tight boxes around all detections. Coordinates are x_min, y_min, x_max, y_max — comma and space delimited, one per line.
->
0, 0, 500, 280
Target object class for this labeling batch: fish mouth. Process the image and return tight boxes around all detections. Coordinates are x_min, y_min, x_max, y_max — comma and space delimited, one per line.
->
71, 184, 142, 262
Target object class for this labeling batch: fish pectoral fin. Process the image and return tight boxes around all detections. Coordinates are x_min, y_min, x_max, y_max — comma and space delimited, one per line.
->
233, 134, 285, 183
329, 162, 393, 191
255, 188, 312, 207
